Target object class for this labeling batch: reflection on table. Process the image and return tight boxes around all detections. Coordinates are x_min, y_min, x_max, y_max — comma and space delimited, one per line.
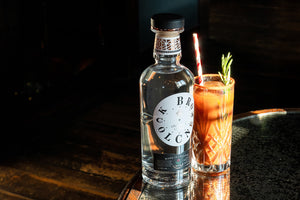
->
139, 169, 230, 200
190, 169, 230, 200
140, 182, 189, 200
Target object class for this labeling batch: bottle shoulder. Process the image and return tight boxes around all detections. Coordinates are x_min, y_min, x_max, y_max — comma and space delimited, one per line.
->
139, 63, 194, 95
140, 63, 194, 81
180, 64, 195, 80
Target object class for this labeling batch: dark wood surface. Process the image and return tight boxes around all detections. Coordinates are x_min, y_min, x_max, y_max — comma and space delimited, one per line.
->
4, 93, 141, 200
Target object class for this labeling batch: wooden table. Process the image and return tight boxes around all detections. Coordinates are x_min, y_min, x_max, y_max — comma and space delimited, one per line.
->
2, 94, 141, 200
119, 108, 300, 200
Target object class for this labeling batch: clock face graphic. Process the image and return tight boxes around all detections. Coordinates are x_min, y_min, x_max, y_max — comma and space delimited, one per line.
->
153, 92, 194, 147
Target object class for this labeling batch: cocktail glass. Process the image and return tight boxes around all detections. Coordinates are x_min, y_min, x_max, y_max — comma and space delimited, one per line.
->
192, 74, 235, 173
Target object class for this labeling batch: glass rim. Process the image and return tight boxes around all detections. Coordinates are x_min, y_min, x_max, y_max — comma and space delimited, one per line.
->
194, 74, 235, 90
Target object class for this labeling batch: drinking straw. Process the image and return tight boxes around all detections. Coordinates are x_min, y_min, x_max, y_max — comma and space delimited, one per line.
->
193, 33, 203, 86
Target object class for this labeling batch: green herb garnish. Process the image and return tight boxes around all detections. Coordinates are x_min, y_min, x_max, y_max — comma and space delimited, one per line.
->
218, 52, 233, 85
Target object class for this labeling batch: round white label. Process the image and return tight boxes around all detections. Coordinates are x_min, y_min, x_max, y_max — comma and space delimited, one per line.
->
153, 92, 194, 147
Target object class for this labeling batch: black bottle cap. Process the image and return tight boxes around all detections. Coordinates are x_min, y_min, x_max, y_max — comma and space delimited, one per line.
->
151, 13, 184, 30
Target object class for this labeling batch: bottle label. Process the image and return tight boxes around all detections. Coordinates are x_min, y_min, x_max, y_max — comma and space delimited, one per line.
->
153, 92, 194, 147
154, 35, 181, 55
154, 150, 190, 171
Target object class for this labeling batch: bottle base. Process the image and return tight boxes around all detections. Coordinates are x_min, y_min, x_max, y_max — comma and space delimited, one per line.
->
142, 166, 190, 188
191, 159, 230, 173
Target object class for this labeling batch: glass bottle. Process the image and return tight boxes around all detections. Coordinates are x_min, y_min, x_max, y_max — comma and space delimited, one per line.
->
139, 13, 194, 188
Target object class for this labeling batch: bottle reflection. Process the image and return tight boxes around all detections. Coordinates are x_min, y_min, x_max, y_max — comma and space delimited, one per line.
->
138, 169, 230, 200
140, 183, 189, 200
190, 169, 230, 200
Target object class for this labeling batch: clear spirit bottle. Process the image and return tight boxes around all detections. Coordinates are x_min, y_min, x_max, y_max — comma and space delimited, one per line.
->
139, 13, 194, 188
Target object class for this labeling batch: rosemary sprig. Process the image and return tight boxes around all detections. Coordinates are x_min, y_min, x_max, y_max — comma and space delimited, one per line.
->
218, 52, 233, 85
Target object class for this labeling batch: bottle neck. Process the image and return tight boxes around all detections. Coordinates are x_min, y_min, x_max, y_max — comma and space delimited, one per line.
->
153, 32, 182, 65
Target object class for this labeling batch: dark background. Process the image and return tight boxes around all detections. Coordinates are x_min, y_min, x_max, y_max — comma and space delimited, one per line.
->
3, 0, 300, 148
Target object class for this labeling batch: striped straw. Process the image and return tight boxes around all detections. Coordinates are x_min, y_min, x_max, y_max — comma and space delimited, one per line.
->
193, 33, 203, 86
